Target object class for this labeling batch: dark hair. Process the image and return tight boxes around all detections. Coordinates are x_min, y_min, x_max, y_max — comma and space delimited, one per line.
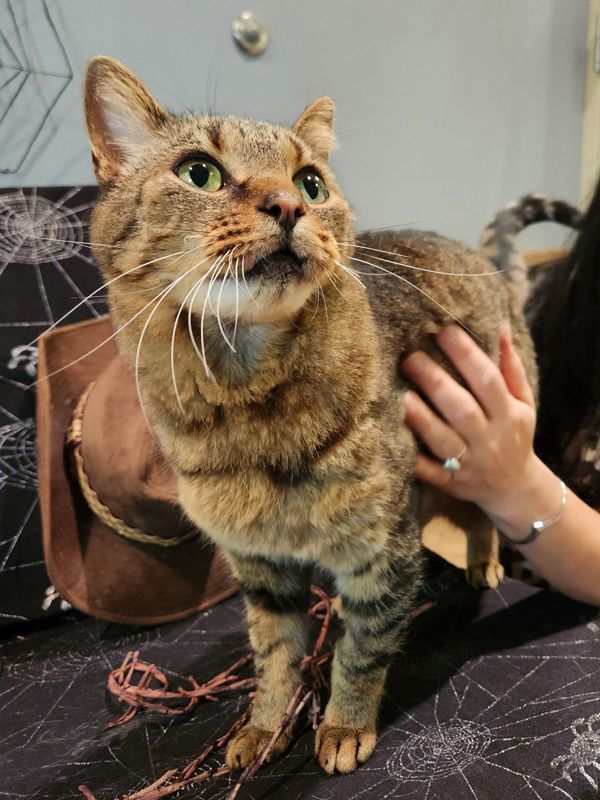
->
527, 181, 600, 469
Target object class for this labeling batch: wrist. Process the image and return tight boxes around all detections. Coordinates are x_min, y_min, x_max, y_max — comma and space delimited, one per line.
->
484, 456, 561, 542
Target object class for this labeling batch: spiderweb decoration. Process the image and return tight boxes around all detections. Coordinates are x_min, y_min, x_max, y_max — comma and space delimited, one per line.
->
0, 0, 73, 174
0, 185, 102, 621
0, 187, 102, 328
0, 191, 84, 264
0, 418, 37, 490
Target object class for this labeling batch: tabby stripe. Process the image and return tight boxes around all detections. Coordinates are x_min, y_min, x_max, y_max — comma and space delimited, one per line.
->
245, 586, 309, 614
338, 650, 392, 678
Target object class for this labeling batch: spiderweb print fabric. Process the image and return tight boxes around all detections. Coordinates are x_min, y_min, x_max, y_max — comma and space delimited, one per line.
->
0, 185, 103, 623
1, 576, 599, 800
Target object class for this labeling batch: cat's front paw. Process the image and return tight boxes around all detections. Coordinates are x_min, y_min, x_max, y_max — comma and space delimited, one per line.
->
466, 560, 504, 589
225, 723, 292, 770
315, 723, 376, 774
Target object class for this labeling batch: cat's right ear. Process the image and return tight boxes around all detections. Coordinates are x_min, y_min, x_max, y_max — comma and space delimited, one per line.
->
84, 56, 167, 184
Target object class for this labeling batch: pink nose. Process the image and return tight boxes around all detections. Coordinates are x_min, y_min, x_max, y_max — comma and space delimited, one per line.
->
260, 192, 305, 231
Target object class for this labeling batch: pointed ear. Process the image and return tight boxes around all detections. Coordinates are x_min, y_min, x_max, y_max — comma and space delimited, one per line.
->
84, 56, 167, 184
292, 97, 336, 160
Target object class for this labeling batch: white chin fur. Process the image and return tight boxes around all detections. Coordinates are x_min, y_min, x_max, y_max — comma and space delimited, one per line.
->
184, 277, 315, 324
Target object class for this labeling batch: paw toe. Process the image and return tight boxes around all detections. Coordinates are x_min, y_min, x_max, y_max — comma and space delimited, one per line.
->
315, 725, 376, 774
225, 724, 290, 770
466, 561, 504, 589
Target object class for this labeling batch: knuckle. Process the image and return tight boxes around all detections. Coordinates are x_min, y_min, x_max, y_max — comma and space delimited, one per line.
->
480, 366, 502, 392
457, 401, 480, 426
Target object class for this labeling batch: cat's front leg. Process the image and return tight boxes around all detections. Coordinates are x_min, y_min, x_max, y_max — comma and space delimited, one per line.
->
316, 542, 421, 773
224, 552, 311, 770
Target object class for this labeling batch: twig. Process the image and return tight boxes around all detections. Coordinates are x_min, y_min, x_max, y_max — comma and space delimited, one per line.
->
79, 587, 335, 800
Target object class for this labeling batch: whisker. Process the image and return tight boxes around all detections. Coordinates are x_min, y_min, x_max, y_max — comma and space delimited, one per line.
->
241, 253, 259, 306
232, 255, 240, 347
311, 281, 321, 321
32, 251, 199, 387
170, 259, 218, 412
316, 276, 329, 325
25, 243, 203, 348
216, 257, 236, 353
341, 238, 426, 258
342, 245, 507, 277
34, 236, 127, 251
323, 266, 344, 298
188, 251, 231, 382
333, 261, 367, 289
134, 255, 213, 427
347, 256, 483, 342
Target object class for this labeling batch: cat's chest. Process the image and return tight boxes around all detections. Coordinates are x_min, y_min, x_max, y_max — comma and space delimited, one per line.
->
177, 459, 396, 563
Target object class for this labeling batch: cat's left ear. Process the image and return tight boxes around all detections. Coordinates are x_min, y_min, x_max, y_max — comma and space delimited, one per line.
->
84, 56, 168, 184
292, 97, 336, 161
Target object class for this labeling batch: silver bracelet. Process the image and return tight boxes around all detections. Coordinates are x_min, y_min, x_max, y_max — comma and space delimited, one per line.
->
511, 480, 568, 545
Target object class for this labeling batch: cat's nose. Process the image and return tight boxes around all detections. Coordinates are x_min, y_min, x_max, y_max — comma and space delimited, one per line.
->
260, 192, 305, 232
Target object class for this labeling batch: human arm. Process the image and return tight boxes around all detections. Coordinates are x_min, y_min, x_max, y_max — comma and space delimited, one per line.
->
401, 323, 600, 606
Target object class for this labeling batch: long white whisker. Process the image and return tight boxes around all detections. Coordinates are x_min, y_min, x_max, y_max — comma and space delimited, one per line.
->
170, 259, 219, 413
35, 236, 127, 251
333, 261, 367, 289
25, 244, 202, 348
232, 256, 240, 347
341, 244, 507, 277
323, 266, 344, 298
241, 253, 259, 306
134, 254, 213, 427
215, 255, 236, 353
187, 252, 230, 381
346, 256, 483, 342
339, 238, 427, 257
316, 277, 329, 324
33, 253, 199, 386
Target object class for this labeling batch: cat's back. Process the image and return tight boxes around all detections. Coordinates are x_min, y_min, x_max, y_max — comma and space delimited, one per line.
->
356, 229, 516, 366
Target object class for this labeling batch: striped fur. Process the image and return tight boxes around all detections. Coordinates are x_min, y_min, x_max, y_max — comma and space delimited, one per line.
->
84, 57, 538, 775
480, 193, 582, 302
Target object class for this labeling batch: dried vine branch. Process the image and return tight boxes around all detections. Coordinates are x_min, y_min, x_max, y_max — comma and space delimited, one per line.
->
78, 586, 335, 800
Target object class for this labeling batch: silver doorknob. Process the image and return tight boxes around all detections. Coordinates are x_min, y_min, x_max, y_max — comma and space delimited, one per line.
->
232, 11, 269, 56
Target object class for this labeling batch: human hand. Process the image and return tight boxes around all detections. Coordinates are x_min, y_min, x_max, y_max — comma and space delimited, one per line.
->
401, 324, 553, 539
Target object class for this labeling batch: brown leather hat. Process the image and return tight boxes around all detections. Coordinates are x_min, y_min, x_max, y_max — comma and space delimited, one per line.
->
36, 316, 238, 625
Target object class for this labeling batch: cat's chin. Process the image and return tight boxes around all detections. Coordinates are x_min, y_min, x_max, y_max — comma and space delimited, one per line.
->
201, 276, 317, 325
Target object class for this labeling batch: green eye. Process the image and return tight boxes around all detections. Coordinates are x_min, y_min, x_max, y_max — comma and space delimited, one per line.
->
176, 158, 223, 191
293, 170, 328, 204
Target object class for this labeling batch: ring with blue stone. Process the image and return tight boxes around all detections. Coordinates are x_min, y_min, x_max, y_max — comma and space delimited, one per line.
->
442, 446, 466, 472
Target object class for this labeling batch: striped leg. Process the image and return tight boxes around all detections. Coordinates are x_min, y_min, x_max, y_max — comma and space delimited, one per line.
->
316, 545, 421, 773
225, 553, 311, 770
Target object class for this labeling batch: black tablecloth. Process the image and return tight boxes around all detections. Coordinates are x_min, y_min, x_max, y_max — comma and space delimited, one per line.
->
2, 573, 599, 800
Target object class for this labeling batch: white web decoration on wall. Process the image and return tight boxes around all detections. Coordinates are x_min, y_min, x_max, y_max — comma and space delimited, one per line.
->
0, 187, 101, 328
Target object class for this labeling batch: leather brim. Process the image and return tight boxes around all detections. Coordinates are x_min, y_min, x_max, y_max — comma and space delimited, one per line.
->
37, 316, 238, 625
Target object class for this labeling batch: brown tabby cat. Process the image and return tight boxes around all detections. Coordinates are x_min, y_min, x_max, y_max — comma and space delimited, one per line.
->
83, 57, 536, 774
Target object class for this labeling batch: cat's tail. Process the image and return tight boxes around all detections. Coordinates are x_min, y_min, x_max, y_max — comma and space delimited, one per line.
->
480, 193, 582, 300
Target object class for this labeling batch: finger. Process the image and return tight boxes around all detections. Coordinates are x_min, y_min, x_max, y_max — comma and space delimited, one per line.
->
436, 325, 510, 418
404, 390, 466, 462
414, 455, 463, 496
499, 324, 535, 408
402, 351, 486, 442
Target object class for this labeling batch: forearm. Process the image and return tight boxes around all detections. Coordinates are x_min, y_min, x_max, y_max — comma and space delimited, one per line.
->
488, 456, 600, 605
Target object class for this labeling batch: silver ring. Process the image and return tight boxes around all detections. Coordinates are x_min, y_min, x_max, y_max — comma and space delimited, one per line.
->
442, 446, 466, 472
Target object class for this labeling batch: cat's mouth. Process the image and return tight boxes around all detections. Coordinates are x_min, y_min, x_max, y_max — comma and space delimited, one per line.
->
244, 248, 307, 280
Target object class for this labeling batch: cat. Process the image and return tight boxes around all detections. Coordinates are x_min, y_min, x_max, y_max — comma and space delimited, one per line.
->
83, 56, 537, 774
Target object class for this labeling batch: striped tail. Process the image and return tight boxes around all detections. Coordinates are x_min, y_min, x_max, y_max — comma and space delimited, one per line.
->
480, 194, 582, 301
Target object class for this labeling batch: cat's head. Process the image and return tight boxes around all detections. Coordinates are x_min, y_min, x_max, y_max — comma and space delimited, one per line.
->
84, 56, 355, 328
